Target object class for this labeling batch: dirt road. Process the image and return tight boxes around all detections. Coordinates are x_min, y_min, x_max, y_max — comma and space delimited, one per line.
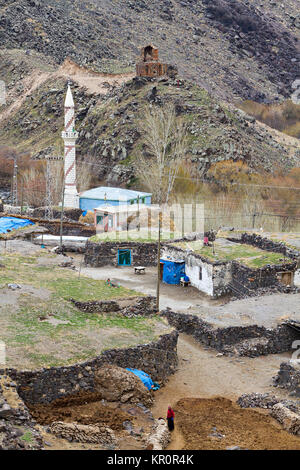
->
151, 333, 292, 449
0, 58, 134, 124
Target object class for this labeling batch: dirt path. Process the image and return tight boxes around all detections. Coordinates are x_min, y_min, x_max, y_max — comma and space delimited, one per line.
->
151, 333, 291, 449
0, 58, 134, 124
80, 265, 224, 313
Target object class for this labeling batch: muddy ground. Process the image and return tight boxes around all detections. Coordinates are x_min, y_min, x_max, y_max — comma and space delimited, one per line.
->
30, 333, 300, 450
151, 334, 300, 450
175, 397, 300, 450
28, 395, 155, 451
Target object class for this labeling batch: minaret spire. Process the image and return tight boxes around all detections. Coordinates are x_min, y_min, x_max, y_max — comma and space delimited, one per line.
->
62, 82, 79, 208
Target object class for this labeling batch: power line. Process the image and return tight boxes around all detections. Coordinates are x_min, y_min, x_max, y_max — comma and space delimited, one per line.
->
45, 159, 300, 192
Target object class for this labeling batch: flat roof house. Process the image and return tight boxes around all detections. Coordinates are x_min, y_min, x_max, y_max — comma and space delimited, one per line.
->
79, 187, 152, 212
94, 203, 158, 233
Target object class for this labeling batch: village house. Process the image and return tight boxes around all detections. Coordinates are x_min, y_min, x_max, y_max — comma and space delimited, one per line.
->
79, 187, 152, 212
161, 237, 299, 298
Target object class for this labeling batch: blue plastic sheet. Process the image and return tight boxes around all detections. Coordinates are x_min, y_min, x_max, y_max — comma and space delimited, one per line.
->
160, 259, 185, 285
0, 217, 34, 234
126, 368, 154, 390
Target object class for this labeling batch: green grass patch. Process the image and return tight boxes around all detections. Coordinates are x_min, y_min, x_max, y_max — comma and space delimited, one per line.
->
172, 239, 286, 268
0, 252, 169, 369
90, 229, 182, 243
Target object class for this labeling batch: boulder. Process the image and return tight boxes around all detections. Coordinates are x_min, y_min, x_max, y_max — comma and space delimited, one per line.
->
94, 365, 153, 407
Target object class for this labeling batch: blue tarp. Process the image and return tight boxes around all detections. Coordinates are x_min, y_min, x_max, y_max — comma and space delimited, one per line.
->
0, 217, 34, 234
160, 259, 185, 285
126, 368, 154, 390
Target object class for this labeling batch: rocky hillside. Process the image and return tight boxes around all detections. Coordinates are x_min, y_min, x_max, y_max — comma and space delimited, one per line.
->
0, 70, 299, 187
0, 0, 299, 102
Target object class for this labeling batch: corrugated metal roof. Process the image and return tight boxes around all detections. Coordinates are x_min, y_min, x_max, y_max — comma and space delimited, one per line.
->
80, 186, 152, 201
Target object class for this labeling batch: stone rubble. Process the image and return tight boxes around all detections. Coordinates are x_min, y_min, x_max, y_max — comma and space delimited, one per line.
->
50, 421, 117, 447
145, 418, 170, 450
270, 404, 300, 435
237, 393, 299, 412
0, 375, 43, 450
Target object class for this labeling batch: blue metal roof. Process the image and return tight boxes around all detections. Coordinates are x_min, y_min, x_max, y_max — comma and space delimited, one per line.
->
79, 186, 152, 201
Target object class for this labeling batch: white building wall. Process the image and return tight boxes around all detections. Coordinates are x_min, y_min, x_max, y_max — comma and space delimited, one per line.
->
185, 255, 214, 296
294, 269, 300, 287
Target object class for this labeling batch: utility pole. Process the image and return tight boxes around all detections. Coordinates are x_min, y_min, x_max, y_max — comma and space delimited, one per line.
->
137, 195, 140, 232
156, 209, 162, 312
44, 155, 63, 220
12, 157, 18, 206
20, 179, 24, 215
252, 204, 258, 229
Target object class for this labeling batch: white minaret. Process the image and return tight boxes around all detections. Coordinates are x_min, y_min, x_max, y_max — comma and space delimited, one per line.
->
62, 83, 79, 208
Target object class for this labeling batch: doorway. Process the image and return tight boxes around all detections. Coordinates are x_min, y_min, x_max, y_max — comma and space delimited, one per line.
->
278, 271, 294, 287
160, 262, 164, 280
118, 249, 131, 266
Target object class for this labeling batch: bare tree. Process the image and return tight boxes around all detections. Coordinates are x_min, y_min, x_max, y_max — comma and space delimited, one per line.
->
135, 105, 187, 204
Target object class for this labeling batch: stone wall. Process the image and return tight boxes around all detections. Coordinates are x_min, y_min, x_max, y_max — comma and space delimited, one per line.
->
230, 260, 297, 296
1, 331, 178, 405
31, 207, 83, 222
0, 375, 43, 450
237, 233, 300, 260
162, 310, 299, 357
1, 212, 95, 238
70, 296, 157, 316
84, 241, 158, 267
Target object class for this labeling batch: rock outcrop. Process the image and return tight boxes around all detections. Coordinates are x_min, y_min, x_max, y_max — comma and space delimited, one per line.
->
0, 375, 43, 450
94, 365, 153, 407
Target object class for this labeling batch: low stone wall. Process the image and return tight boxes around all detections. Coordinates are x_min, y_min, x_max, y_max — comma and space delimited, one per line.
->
1, 212, 95, 238
237, 233, 300, 261
146, 418, 170, 450
237, 393, 298, 412
70, 296, 157, 316
84, 241, 158, 267
270, 404, 300, 435
50, 421, 117, 446
162, 310, 299, 357
1, 331, 178, 405
231, 260, 297, 296
32, 207, 82, 222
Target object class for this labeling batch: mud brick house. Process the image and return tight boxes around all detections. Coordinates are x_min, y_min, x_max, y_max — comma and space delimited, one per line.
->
161, 237, 298, 298
136, 45, 168, 78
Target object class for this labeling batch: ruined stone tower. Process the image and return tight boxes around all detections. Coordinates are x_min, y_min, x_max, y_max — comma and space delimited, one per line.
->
136, 45, 168, 78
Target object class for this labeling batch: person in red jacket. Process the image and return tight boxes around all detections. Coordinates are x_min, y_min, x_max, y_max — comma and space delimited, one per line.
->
167, 406, 175, 431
